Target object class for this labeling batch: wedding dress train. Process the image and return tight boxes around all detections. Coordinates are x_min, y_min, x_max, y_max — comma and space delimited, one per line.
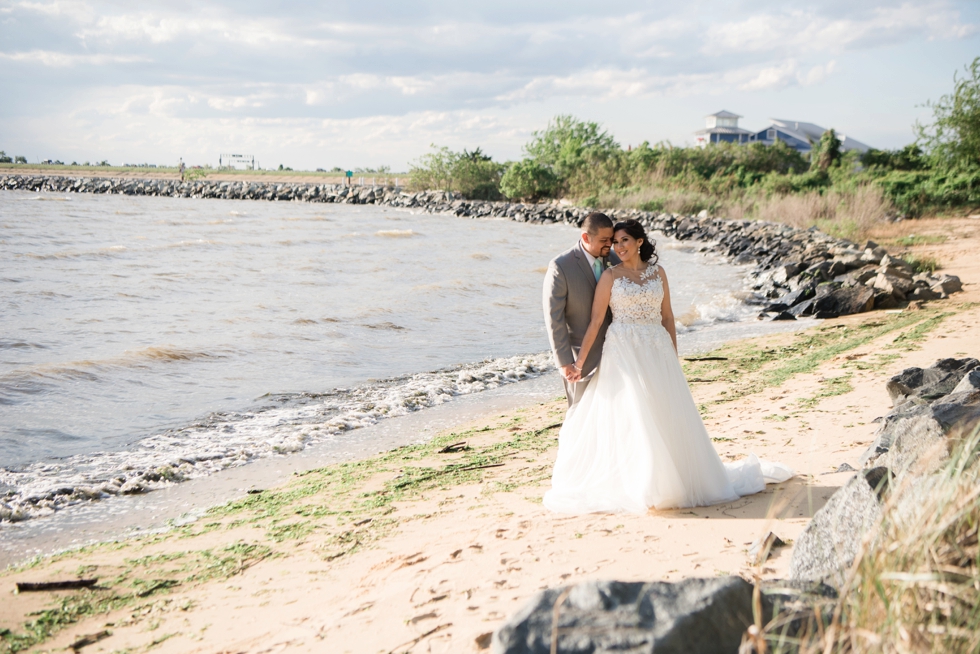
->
544, 265, 794, 514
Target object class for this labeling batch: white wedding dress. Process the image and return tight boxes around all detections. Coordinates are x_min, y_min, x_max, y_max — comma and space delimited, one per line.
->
544, 265, 794, 514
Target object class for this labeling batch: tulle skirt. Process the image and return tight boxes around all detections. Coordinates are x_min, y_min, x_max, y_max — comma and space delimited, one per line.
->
544, 322, 793, 514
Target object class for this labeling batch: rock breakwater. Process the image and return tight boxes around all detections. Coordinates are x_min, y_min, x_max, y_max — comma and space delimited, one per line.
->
1, 174, 962, 319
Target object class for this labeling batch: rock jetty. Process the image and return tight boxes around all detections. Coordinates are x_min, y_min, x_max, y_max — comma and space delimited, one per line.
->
790, 356, 980, 585
0, 174, 962, 317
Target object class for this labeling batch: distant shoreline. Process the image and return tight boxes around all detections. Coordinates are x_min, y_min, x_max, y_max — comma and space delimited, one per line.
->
0, 164, 405, 185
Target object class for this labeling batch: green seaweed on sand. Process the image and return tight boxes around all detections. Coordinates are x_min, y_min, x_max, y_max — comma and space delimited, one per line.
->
0, 542, 272, 653
682, 310, 951, 403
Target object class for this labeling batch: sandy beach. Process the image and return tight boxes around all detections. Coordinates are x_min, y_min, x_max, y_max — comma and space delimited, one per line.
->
1, 215, 978, 654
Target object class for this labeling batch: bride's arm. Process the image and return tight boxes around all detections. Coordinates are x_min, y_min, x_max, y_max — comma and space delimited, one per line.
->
573, 271, 614, 372
659, 267, 678, 353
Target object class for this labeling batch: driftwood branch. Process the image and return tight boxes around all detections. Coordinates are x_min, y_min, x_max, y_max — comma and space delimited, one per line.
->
16, 579, 98, 592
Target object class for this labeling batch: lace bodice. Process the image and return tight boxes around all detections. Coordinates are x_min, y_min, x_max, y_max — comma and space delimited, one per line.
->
610, 265, 663, 325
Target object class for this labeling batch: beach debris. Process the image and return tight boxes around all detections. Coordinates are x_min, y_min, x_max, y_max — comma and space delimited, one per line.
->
749, 532, 786, 565
475, 631, 493, 650
459, 462, 505, 472
246, 488, 264, 494
353, 517, 372, 527
386, 623, 451, 654
407, 611, 438, 624
437, 441, 467, 454
69, 630, 110, 651
397, 553, 428, 569
15, 579, 98, 592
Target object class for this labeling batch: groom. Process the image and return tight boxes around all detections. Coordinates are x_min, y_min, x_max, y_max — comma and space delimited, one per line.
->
543, 212, 620, 407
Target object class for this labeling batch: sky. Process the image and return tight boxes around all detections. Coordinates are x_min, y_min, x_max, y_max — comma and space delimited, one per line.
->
1, 0, 978, 170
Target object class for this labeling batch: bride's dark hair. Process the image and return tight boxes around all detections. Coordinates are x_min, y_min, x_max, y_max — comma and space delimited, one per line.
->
613, 219, 658, 265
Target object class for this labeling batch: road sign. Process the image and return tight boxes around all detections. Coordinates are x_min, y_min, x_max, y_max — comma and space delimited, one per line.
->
346, 170, 353, 177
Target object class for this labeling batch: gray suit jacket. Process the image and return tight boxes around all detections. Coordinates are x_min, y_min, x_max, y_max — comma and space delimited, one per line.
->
543, 242, 621, 377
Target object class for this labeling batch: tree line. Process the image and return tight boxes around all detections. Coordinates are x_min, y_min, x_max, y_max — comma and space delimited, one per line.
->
409, 57, 980, 222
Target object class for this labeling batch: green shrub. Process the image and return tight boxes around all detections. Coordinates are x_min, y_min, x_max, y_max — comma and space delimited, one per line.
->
500, 159, 559, 201
408, 146, 505, 200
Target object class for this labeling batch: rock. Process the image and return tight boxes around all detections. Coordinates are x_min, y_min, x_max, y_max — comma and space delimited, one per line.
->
952, 369, 980, 394
873, 273, 914, 300
772, 311, 797, 321
119, 479, 146, 494
771, 262, 803, 284
789, 471, 886, 586
861, 389, 980, 474
908, 286, 941, 301
775, 282, 816, 308
885, 358, 980, 405
845, 264, 879, 286
873, 291, 900, 309
811, 285, 874, 319
879, 254, 914, 274
789, 298, 815, 317
930, 274, 962, 295
492, 578, 764, 654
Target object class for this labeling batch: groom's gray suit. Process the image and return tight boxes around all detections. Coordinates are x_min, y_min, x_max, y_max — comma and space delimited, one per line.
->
543, 242, 621, 406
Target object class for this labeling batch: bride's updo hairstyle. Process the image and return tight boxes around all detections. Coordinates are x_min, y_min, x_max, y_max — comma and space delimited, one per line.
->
613, 219, 658, 265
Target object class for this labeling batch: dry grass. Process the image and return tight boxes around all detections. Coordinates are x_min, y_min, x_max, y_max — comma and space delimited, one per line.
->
746, 186, 893, 242
590, 183, 893, 243
757, 420, 980, 654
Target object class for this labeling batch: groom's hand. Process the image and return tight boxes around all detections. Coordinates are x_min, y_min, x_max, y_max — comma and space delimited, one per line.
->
560, 363, 581, 382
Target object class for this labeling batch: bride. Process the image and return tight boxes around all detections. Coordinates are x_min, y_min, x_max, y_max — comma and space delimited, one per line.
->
544, 219, 793, 514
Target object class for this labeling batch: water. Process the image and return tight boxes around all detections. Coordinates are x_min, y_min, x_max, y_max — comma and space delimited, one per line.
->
0, 190, 805, 556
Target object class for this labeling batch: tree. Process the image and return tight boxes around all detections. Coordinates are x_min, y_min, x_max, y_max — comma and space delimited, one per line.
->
523, 115, 619, 181
500, 160, 559, 201
408, 145, 504, 199
861, 145, 927, 171
810, 129, 843, 172
917, 57, 980, 171
0, 151, 11, 164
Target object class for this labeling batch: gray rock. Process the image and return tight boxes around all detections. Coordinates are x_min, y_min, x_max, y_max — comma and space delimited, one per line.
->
771, 262, 803, 284
908, 286, 941, 301
492, 578, 763, 654
811, 285, 874, 319
873, 272, 914, 300
789, 471, 886, 586
930, 274, 963, 295
885, 358, 980, 405
861, 390, 980, 473
953, 369, 980, 394
873, 291, 900, 309
879, 254, 914, 274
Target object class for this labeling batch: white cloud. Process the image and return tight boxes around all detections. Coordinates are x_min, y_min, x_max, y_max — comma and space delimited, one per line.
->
0, 49, 147, 66
735, 60, 838, 91
703, 2, 976, 56
1, 1, 976, 165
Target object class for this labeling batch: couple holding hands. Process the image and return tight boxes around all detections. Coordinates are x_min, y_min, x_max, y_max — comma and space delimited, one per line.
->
541, 212, 792, 514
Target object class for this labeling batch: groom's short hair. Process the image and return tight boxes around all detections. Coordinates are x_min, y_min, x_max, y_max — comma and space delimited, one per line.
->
581, 212, 613, 235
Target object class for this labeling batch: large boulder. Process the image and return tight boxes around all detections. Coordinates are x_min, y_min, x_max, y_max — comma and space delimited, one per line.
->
930, 274, 963, 296
492, 578, 762, 654
884, 358, 980, 405
811, 285, 875, 318
873, 272, 915, 300
789, 470, 889, 586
